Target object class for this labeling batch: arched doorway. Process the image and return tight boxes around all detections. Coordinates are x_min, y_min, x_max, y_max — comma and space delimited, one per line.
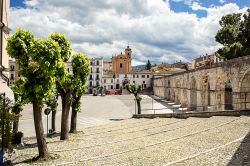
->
225, 81, 233, 110
240, 71, 250, 109
208, 83, 211, 106
215, 77, 226, 111
190, 77, 197, 110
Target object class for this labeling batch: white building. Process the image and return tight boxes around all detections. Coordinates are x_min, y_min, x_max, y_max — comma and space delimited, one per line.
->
102, 71, 153, 91
88, 57, 103, 94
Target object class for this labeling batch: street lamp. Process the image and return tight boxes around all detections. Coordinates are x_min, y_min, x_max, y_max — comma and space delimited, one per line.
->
44, 108, 51, 137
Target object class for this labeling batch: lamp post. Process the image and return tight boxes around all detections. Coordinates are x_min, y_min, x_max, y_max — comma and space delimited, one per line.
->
44, 108, 51, 137
0, 93, 6, 165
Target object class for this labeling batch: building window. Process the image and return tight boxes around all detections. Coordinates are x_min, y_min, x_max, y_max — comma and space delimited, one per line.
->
90, 61, 93, 65
96, 81, 100, 86
96, 60, 99, 66
143, 81, 145, 84
104, 79, 106, 83
10, 65, 14, 71
111, 85, 113, 89
11, 74, 14, 80
136, 75, 139, 78
142, 75, 145, 78
89, 81, 92, 87
133, 74, 135, 78
96, 67, 99, 73
147, 75, 149, 78
120, 63, 123, 68
133, 81, 135, 83
96, 74, 99, 80
125, 74, 127, 78
111, 79, 113, 83
116, 74, 119, 78
91, 67, 93, 73
116, 79, 119, 83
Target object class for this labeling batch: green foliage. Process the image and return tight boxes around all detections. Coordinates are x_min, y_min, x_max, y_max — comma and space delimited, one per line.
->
71, 53, 91, 112
6, 28, 34, 67
45, 94, 58, 112
13, 131, 23, 144
145, 60, 152, 70
0, 95, 18, 150
48, 33, 73, 94
7, 29, 61, 107
11, 78, 29, 113
215, 9, 250, 60
125, 84, 142, 102
49, 33, 72, 62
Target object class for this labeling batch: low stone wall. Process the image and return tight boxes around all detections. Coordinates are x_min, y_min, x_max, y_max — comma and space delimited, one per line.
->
132, 110, 250, 119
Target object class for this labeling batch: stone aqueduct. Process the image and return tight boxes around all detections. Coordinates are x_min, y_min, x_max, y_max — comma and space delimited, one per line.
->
153, 55, 250, 111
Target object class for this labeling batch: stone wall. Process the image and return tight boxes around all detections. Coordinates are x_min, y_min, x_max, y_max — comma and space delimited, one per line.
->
153, 55, 250, 111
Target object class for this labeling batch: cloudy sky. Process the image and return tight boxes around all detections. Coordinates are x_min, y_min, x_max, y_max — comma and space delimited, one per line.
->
10, 0, 249, 65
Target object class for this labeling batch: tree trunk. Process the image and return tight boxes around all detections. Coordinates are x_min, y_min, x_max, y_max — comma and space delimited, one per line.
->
13, 119, 19, 134
60, 90, 71, 140
137, 100, 141, 114
69, 96, 80, 133
13, 108, 21, 134
51, 109, 56, 132
69, 109, 77, 133
33, 101, 48, 159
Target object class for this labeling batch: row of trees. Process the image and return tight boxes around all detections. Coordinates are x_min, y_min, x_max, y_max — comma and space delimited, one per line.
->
7, 29, 90, 159
216, 9, 250, 59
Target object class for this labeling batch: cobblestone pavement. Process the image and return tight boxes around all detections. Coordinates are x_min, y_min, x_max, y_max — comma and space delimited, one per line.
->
13, 116, 250, 166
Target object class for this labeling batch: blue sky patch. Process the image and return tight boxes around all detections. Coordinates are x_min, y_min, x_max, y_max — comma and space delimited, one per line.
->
169, 0, 250, 18
10, 0, 25, 8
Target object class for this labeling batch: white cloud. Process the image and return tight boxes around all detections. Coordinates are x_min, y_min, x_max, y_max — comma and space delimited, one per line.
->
219, 0, 226, 4
9, 0, 247, 65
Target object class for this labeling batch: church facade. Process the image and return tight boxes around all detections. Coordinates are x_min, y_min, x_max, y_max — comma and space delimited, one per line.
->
111, 46, 132, 74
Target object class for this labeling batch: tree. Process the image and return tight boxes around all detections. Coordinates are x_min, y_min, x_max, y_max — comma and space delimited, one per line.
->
49, 33, 72, 140
145, 60, 152, 70
125, 84, 142, 114
45, 93, 58, 132
11, 79, 28, 134
69, 53, 90, 133
0, 94, 18, 152
7, 29, 61, 159
215, 9, 250, 59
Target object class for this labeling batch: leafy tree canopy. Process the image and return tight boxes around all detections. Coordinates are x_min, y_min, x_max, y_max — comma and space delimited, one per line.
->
71, 53, 90, 112
145, 60, 152, 70
215, 9, 250, 60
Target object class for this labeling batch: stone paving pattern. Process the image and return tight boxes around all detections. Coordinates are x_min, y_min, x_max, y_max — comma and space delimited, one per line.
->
13, 116, 250, 165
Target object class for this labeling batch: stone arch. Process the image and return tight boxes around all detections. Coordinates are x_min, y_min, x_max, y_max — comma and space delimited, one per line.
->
201, 75, 211, 111
182, 79, 188, 107
225, 80, 233, 110
215, 77, 225, 111
175, 80, 181, 104
166, 79, 171, 100
190, 76, 197, 110
239, 70, 250, 109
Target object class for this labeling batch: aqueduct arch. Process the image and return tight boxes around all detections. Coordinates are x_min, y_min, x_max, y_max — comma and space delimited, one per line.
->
240, 70, 250, 109
190, 77, 197, 110
153, 56, 250, 112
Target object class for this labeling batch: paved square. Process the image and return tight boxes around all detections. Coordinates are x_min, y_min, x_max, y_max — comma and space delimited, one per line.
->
13, 116, 250, 165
